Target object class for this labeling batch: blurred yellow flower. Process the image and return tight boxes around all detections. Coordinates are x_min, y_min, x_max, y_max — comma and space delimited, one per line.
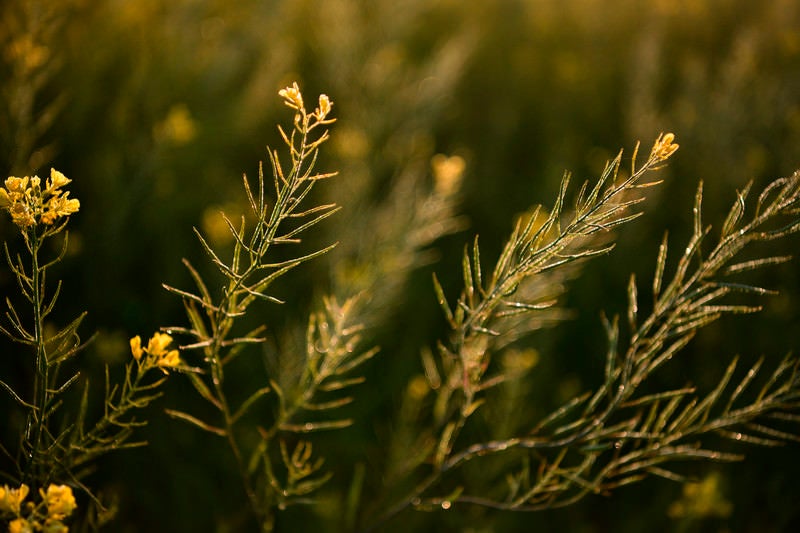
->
431, 154, 466, 196
41, 519, 69, 533
7, 518, 33, 533
406, 374, 430, 401
6, 35, 49, 73
500, 348, 539, 373
0, 484, 29, 514
279, 82, 304, 111
668, 472, 731, 519
42, 484, 76, 520
154, 104, 197, 145
200, 204, 246, 247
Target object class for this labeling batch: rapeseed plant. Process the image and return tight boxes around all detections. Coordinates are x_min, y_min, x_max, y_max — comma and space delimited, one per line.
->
0, 170, 180, 530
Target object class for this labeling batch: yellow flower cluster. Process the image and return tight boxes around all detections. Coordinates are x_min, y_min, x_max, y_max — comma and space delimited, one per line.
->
651, 132, 680, 162
278, 82, 334, 122
130, 332, 182, 371
0, 169, 80, 229
0, 484, 76, 533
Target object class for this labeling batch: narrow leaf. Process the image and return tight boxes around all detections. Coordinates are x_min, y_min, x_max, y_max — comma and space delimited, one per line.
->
165, 409, 226, 436
280, 419, 353, 433
231, 387, 271, 423
0, 379, 34, 408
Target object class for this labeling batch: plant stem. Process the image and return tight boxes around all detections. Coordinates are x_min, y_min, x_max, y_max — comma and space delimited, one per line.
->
24, 227, 48, 481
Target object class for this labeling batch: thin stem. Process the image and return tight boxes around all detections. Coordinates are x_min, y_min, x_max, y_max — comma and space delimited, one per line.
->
24, 227, 48, 482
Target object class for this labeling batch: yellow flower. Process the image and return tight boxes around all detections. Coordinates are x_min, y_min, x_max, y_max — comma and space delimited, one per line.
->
0, 484, 29, 514
431, 154, 466, 196
42, 193, 80, 225
9, 204, 35, 228
9, 203, 35, 228
43, 484, 76, 520
46, 169, 71, 192
134, 332, 182, 371
62, 197, 81, 215
130, 336, 143, 360
316, 94, 332, 120
652, 132, 679, 161
156, 349, 181, 369
154, 104, 197, 145
40, 212, 56, 225
8, 518, 33, 533
668, 472, 731, 519
146, 332, 173, 356
0, 188, 11, 208
4, 176, 29, 194
7, 35, 49, 73
279, 82, 304, 111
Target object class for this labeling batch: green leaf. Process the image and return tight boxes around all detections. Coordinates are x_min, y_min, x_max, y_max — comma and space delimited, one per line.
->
165, 409, 227, 437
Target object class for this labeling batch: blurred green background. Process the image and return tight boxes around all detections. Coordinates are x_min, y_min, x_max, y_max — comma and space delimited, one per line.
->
2, 0, 800, 531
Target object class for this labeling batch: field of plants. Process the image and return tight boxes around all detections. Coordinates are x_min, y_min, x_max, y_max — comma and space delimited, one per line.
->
2, 0, 800, 531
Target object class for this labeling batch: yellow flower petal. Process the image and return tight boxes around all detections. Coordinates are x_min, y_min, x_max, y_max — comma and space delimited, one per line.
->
8, 518, 33, 533
43, 484, 77, 520
652, 132, 679, 161
0, 188, 12, 208
147, 332, 173, 356
5, 176, 29, 193
279, 82, 304, 110
130, 335, 143, 360
0, 484, 29, 514
48, 168, 71, 191
317, 94, 332, 119
157, 349, 182, 369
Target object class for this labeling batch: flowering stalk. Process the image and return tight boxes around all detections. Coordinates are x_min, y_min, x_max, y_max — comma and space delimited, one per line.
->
364, 134, 680, 530
0, 170, 80, 481
61, 333, 183, 473
163, 82, 339, 529
1, 170, 179, 525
